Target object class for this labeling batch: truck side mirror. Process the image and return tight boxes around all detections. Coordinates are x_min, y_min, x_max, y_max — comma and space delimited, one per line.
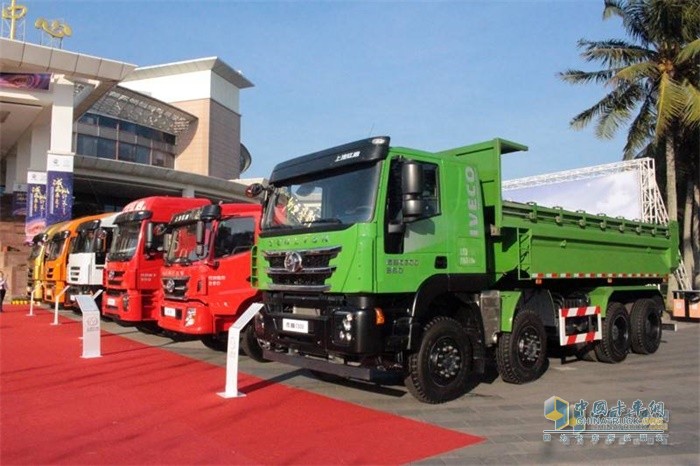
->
401, 160, 426, 222
145, 223, 153, 250
195, 220, 205, 257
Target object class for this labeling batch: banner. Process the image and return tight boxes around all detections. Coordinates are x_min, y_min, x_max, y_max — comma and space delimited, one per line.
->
12, 188, 27, 216
45, 154, 74, 226
25, 171, 47, 243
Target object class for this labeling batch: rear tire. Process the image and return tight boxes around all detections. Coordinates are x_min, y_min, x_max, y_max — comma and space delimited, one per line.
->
404, 316, 473, 404
594, 302, 630, 363
496, 310, 548, 384
630, 299, 662, 355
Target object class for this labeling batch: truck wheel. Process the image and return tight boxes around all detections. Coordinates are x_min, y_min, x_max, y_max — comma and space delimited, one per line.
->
241, 324, 269, 363
496, 310, 547, 384
404, 316, 473, 404
201, 334, 228, 352
630, 299, 662, 355
594, 302, 630, 363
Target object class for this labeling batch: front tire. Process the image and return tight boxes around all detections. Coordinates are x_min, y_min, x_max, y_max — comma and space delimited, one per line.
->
241, 324, 269, 363
496, 310, 548, 384
404, 316, 473, 404
630, 299, 662, 355
201, 334, 228, 352
594, 302, 630, 363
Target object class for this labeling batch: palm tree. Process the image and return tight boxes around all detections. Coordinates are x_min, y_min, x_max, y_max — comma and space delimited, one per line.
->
560, 0, 700, 290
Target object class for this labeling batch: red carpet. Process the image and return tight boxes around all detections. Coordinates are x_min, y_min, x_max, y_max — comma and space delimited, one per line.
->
0, 306, 483, 465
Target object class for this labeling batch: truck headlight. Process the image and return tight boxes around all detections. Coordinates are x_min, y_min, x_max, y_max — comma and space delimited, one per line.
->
185, 308, 196, 327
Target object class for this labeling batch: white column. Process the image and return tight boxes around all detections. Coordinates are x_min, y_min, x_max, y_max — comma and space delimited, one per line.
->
49, 76, 75, 155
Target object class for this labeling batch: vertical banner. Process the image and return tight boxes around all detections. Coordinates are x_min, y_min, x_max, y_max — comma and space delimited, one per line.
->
46, 153, 74, 226
25, 171, 48, 243
12, 185, 27, 216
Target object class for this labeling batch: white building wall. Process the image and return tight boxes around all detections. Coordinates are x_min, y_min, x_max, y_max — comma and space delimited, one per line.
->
121, 70, 240, 113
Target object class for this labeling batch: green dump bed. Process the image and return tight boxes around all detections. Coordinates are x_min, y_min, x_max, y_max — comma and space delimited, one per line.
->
494, 200, 679, 281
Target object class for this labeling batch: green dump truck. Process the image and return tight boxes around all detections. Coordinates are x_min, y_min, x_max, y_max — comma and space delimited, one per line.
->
248, 137, 679, 403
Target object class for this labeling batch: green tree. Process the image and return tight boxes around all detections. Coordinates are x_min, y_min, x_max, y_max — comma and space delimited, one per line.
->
560, 0, 700, 290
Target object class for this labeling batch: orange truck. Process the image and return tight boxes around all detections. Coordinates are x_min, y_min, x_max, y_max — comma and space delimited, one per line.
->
42, 213, 110, 308
102, 197, 210, 328
158, 203, 264, 359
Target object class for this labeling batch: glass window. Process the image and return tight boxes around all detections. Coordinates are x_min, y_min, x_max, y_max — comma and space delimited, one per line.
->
76, 134, 98, 157
119, 143, 137, 162
153, 151, 174, 168
120, 121, 136, 134
96, 138, 116, 159
135, 146, 150, 164
163, 133, 176, 145
99, 115, 118, 129
79, 113, 99, 125
213, 217, 255, 258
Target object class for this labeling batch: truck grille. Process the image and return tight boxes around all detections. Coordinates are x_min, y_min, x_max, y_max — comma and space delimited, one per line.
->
162, 276, 189, 300
264, 246, 341, 291
69, 266, 80, 282
106, 270, 125, 286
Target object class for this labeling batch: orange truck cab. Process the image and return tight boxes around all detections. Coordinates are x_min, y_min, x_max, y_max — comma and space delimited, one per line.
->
42, 214, 110, 307
102, 197, 210, 327
158, 203, 264, 359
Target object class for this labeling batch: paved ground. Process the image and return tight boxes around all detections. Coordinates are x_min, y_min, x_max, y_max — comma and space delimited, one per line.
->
57, 310, 700, 465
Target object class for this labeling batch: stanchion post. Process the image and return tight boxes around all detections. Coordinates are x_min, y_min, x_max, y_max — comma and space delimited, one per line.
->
27, 281, 42, 317
52, 285, 70, 326
218, 302, 264, 399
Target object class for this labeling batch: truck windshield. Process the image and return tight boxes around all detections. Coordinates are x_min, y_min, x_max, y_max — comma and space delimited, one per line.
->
70, 229, 97, 254
28, 242, 43, 260
262, 162, 381, 231
45, 236, 66, 261
166, 222, 212, 264
108, 222, 141, 261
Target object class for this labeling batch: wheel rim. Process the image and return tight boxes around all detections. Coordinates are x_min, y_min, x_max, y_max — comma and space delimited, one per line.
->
611, 315, 629, 352
428, 336, 463, 386
517, 325, 542, 367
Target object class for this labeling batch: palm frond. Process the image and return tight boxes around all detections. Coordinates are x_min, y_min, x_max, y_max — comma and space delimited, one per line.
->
603, 0, 626, 20
577, 39, 654, 67
655, 73, 687, 136
595, 84, 644, 139
570, 83, 643, 137
623, 95, 656, 159
677, 38, 700, 64
682, 82, 700, 128
558, 68, 621, 85
614, 61, 658, 83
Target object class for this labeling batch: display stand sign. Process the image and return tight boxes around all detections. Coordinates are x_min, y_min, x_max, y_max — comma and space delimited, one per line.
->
76, 295, 101, 359
218, 302, 264, 399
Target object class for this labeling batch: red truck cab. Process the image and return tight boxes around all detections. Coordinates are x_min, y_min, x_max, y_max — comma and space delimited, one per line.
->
158, 203, 264, 359
103, 196, 210, 327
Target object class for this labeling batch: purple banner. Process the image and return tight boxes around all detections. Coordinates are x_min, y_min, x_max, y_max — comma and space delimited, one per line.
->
0, 73, 51, 90
46, 171, 73, 225
12, 190, 27, 216
25, 172, 48, 243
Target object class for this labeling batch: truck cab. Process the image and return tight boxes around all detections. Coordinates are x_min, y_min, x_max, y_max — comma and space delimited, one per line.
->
102, 197, 210, 327
42, 214, 110, 307
158, 203, 263, 358
66, 212, 120, 308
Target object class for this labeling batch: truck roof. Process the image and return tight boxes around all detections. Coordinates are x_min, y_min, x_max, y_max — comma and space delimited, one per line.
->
118, 196, 211, 223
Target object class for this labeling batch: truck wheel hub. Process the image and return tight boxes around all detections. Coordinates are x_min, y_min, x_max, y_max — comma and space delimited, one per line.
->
429, 337, 462, 382
517, 327, 541, 365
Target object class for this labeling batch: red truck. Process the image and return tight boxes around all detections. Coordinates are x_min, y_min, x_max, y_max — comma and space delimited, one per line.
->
103, 196, 210, 328
158, 203, 265, 360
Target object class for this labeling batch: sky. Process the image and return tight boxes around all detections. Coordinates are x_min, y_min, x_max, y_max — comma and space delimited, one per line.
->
21, 0, 633, 181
